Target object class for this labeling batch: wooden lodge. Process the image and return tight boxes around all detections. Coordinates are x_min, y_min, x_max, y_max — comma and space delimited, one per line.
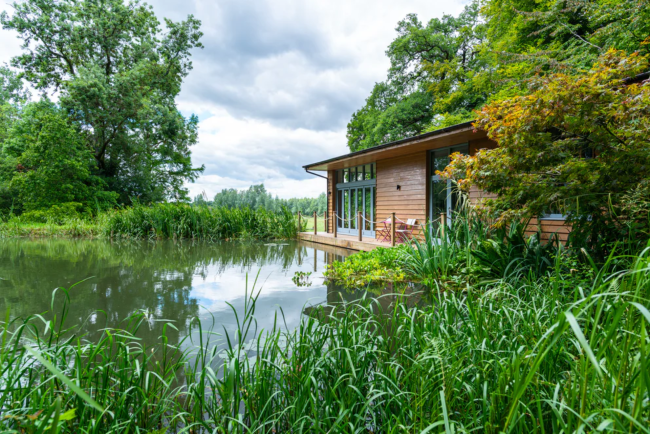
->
300, 121, 569, 251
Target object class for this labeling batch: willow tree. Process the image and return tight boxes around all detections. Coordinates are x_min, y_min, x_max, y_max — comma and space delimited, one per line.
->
1, 0, 205, 203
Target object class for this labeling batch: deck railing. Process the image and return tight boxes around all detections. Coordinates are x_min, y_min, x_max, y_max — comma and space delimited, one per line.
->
298, 211, 446, 247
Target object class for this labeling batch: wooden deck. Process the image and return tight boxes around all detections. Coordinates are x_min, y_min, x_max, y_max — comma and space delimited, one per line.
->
298, 232, 389, 252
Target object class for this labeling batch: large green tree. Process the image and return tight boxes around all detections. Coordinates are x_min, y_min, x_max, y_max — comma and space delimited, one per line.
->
347, 2, 487, 151
1, 0, 204, 203
3, 101, 118, 211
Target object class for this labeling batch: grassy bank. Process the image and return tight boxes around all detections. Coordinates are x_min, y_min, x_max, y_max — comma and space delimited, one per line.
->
2, 248, 650, 432
0, 204, 298, 240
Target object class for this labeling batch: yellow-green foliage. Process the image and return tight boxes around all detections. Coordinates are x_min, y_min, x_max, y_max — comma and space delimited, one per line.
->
324, 246, 408, 289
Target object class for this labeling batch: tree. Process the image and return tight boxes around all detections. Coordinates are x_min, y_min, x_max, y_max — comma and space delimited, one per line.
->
439, 50, 650, 254
347, 2, 487, 151
4, 101, 118, 211
1, 0, 204, 203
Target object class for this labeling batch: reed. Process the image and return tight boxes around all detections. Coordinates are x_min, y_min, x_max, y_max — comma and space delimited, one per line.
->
104, 203, 297, 240
2, 249, 649, 433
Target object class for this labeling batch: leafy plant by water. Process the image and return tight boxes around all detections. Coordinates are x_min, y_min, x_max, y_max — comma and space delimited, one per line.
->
2, 248, 649, 432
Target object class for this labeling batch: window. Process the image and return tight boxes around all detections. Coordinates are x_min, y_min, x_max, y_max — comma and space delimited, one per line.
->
337, 163, 376, 184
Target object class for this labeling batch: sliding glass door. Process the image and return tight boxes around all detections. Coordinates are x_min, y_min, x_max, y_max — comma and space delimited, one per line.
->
335, 164, 376, 236
429, 144, 469, 230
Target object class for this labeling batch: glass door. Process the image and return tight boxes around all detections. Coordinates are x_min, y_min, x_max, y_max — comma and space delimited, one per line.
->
429, 144, 469, 231
335, 164, 376, 237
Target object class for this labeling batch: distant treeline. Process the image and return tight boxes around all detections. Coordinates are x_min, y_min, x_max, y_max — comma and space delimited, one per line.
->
194, 184, 326, 215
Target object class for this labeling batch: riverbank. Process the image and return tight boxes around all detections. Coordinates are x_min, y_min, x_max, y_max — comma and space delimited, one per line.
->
0, 203, 298, 240
2, 246, 649, 432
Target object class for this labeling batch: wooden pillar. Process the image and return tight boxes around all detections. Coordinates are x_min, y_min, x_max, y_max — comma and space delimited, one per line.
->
391, 212, 396, 247
333, 213, 337, 238
440, 212, 446, 237
358, 211, 362, 241
298, 211, 301, 232
313, 211, 317, 235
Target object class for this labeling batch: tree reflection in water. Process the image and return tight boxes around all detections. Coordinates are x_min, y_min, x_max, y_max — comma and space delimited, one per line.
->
0, 238, 353, 351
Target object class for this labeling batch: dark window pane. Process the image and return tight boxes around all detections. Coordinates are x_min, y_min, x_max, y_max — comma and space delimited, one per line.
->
357, 166, 364, 181
431, 180, 447, 231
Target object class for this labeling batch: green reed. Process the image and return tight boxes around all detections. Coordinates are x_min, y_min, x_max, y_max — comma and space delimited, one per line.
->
2, 247, 649, 432
104, 203, 297, 240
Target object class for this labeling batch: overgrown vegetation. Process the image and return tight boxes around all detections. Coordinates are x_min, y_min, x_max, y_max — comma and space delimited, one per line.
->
2, 248, 649, 432
106, 203, 297, 240
0, 203, 298, 240
348, 0, 650, 151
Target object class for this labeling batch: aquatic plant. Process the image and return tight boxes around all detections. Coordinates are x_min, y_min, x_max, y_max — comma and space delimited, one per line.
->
104, 203, 297, 240
323, 246, 408, 289
2, 249, 649, 432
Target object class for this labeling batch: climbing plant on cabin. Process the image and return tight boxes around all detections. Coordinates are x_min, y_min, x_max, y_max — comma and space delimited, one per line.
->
439, 50, 650, 254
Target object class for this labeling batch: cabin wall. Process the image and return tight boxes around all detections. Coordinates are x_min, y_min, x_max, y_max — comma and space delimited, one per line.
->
323, 134, 569, 243
327, 170, 335, 233
375, 151, 428, 239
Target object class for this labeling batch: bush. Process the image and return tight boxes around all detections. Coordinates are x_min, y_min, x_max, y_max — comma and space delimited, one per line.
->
18, 202, 85, 224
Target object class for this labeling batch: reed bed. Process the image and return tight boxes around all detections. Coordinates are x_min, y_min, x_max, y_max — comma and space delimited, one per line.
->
104, 203, 297, 240
2, 248, 649, 433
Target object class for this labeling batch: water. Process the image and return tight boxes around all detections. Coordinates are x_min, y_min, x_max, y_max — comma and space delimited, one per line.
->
0, 238, 365, 350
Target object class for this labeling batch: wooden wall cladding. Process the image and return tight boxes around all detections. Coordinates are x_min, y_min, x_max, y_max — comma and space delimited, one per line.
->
327, 170, 335, 233
526, 218, 571, 243
375, 151, 428, 239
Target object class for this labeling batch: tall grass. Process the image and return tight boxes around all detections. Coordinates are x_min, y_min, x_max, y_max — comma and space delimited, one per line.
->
2, 248, 649, 432
105, 203, 297, 240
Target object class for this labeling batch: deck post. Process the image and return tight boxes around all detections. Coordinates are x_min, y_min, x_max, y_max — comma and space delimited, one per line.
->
313, 212, 317, 235
358, 211, 362, 241
391, 212, 396, 247
333, 213, 337, 238
440, 212, 446, 237
298, 211, 301, 232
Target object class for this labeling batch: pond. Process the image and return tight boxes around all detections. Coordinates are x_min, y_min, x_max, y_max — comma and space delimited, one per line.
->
0, 238, 379, 350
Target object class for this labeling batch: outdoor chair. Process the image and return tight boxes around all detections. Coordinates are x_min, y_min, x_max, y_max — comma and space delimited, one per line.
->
376, 218, 392, 242
395, 218, 417, 243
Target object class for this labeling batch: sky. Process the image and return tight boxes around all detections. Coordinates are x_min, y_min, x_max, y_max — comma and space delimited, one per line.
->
0, 0, 469, 200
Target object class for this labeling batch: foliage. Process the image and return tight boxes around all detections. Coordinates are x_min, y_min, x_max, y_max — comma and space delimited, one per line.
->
324, 246, 408, 289
2, 250, 650, 432
440, 50, 650, 256
105, 203, 298, 240
401, 222, 462, 285
471, 220, 558, 279
3, 101, 118, 212
349, 0, 650, 152
347, 2, 486, 151
206, 183, 327, 215
1, 0, 204, 204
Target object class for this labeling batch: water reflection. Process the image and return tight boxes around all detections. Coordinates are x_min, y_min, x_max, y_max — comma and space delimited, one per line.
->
0, 238, 355, 349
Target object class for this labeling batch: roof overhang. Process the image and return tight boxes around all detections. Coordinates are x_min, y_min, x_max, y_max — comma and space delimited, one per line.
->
303, 121, 486, 171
